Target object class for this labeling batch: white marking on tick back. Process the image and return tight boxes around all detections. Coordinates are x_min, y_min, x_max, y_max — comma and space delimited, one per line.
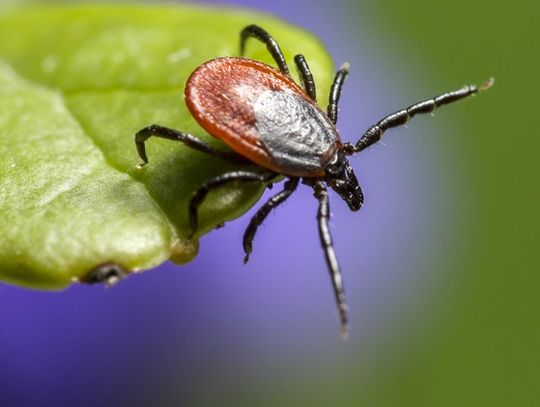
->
254, 90, 337, 172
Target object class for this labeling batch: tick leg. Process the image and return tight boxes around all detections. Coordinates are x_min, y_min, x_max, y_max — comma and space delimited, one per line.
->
188, 171, 276, 239
243, 177, 299, 264
327, 63, 350, 124
312, 180, 349, 336
135, 124, 248, 167
346, 78, 494, 154
240, 24, 289, 75
294, 54, 316, 101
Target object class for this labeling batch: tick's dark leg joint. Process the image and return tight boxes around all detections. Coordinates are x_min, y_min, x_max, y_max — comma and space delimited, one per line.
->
327, 63, 350, 124
240, 24, 289, 75
188, 171, 276, 239
134, 124, 248, 167
294, 54, 317, 101
350, 79, 494, 154
243, 177, 299, 264
311, 180, 349, 336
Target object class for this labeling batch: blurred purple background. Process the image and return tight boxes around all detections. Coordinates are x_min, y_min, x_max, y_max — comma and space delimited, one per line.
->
0, 1, 463, 405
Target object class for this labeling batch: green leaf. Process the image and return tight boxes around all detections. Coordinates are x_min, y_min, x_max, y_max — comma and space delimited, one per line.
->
0, 5, 334, 289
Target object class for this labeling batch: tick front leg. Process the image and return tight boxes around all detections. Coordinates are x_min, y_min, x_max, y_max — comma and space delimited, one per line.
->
327, 63, 349, 125
312, 180, 349, 337
347, 78, 494, 154
243, 177, 299, 264
294, 54, 316, 101
134, 124, 248, 167
188, 171, 276, 239
240, 24, 289, 75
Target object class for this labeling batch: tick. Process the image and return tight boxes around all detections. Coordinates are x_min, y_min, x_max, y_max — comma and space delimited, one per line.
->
135, 24, 493, 335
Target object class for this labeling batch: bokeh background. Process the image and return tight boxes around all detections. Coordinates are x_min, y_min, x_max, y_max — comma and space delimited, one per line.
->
1, 0, 538, 406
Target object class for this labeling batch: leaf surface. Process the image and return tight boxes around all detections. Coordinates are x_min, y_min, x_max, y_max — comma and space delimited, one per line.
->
0, 5, 333, 289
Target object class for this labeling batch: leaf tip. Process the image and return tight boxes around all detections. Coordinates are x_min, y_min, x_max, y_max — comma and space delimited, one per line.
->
169, 238, 199, 265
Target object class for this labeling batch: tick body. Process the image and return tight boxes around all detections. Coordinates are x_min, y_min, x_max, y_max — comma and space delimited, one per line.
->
135, 24, 493, 335
186, 58, 340, 177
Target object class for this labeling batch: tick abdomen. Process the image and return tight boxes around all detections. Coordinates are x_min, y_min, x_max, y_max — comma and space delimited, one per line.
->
185, 57, 340, 176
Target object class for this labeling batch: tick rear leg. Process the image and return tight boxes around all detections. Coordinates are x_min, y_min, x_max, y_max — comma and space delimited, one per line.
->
135, 124, 248, 166
240, 24, 289, 75
346, 78, 494, 154
294, 54, 316, 101
243, 177, 299, 264
188, 170, 276, 239
327, 63, 350, 124
311, 180, 349, 336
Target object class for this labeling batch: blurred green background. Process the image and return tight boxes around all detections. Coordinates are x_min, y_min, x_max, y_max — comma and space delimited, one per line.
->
344, 1, 539, 405
1, 0, 538, 406
352, 0, 540, 406
241, 1, 539, 404
388, 1, 540, 406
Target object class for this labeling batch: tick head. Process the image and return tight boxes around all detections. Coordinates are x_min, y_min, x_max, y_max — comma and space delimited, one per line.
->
325, 151, 364, 211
